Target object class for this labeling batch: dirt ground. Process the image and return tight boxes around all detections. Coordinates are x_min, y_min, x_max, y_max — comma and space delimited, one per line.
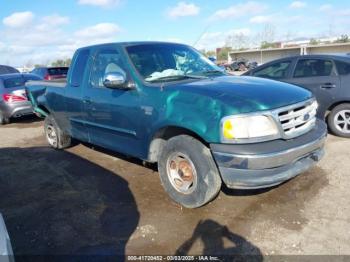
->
0, 116, 349, 259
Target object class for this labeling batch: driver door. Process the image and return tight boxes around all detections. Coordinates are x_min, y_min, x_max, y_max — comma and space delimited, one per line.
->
82, 46, 143, 157
288, 58, 340, 117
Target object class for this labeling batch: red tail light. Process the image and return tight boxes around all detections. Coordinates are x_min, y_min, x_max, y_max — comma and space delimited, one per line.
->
3, 94, 27, 103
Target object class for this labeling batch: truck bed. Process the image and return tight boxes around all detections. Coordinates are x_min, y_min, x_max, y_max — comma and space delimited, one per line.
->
25, 79, 67, 118
26, 78, 67, 88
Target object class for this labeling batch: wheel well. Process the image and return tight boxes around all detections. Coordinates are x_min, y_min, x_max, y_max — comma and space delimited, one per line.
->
36, 105, 50, 117
148, 126, 208, 163
326, 101, 350, 118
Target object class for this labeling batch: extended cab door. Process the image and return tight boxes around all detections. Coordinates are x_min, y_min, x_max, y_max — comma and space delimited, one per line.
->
64, 49, 90, 142
82, 46, 143, 157
288, 58, 340, 118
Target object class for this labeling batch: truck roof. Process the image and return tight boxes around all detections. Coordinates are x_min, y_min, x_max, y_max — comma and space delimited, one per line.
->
76, 41, 187, 51
0, 73, 38, 80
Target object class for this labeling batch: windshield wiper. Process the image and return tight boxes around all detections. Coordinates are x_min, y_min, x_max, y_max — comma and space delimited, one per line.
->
147, 74, 207, 83
201, 69, 225, 75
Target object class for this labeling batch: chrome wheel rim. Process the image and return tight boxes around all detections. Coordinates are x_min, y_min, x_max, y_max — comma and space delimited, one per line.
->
334, 110, 350, 134
46, 125, 58, 146
166, 152, 197, 194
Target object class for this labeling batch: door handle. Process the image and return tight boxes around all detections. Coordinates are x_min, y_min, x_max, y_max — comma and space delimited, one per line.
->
320, 83, 336, 89
83, 97, 92, 104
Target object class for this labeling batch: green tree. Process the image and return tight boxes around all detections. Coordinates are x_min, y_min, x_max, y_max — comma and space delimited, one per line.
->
260, 41, 277, 49
205, 50, 216, 57
309, 38, 320, 45
216, 47, 232, 61
51, 58, 72, 67
34, 64, 46, 68
335, 34, 349, 43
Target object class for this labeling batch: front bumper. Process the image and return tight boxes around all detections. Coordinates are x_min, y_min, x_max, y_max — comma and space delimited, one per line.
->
0, 101, 33, 118
211, 119, 327, 189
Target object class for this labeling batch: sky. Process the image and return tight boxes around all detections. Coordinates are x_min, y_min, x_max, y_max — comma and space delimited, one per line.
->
0, 0, 349, 66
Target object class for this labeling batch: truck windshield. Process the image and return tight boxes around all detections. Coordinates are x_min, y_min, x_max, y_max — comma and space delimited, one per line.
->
126, 43, 223, 83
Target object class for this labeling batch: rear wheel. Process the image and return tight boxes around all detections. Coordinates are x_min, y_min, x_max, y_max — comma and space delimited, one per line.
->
44, 115, 72, 149
0, 111, 9, 125
158, 135, 222, 208
328, 103, 350, 138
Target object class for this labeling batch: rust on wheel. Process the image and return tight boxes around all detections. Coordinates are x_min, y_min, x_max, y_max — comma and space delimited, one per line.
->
166, 152, 197, 194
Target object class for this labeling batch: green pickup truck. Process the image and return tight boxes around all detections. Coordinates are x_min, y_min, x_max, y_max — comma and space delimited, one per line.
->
26, 42, 327, 208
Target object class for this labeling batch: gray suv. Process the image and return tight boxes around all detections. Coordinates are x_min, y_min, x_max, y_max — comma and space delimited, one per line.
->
0, 73, 40, 125
244, 54, 350, 137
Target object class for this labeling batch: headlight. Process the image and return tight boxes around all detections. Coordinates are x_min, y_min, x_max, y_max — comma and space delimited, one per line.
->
221, 115, 279, 142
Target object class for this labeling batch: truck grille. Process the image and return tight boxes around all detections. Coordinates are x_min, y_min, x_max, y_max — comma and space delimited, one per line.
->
277, 99, 318, 139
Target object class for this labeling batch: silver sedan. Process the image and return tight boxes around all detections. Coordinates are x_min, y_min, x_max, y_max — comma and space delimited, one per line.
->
0, 73, 40, 125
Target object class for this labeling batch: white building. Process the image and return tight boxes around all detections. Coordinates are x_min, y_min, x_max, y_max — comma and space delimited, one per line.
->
228, 42, 350, 65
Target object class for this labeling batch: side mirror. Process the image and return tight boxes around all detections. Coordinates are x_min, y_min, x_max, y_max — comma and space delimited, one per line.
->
103, 72, 127, 89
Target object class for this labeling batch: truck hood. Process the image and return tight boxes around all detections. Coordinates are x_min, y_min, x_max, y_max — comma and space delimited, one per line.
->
168, 76, 312, 113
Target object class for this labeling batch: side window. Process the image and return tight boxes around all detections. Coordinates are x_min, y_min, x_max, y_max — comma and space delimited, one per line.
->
90, 49, 127, 88
39, 69, 45, 77
3, 77, 25, 88
294, 59, 333, 78
253, 61, 291, 79
335, 60, 350, 76
70, 49, 90, 87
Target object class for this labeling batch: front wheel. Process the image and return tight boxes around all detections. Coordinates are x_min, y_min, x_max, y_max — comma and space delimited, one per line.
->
44, 115, 72, 149
158, 135, 222, 208
328, 103, 350, 138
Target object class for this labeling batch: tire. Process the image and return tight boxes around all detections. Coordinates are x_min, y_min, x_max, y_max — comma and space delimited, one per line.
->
158, 135, 222, 208
44, 115, 72, 149
327, 103, 350, 138
0, 111, 9, 125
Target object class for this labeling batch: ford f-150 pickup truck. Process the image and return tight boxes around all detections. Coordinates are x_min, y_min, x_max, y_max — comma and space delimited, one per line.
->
26, 42, 327, 208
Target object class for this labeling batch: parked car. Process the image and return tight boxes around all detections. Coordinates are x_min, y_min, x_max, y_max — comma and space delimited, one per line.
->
225, 61, 245, 71
247, 61, 258, 70
31, 66, 69, 80
225, 59, 257, 72
0, 214, 13, 262
244, 54, 350, 137
0, 65, 19, 75
208, 56, 216, 63
26, 42, 326, 208
0, 73, 41, 124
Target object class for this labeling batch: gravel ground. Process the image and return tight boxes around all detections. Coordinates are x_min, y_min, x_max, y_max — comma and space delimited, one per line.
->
0, 116, 349, 259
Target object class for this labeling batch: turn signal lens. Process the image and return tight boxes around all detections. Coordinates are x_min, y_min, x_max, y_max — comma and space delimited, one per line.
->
223, 120, 234, 139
